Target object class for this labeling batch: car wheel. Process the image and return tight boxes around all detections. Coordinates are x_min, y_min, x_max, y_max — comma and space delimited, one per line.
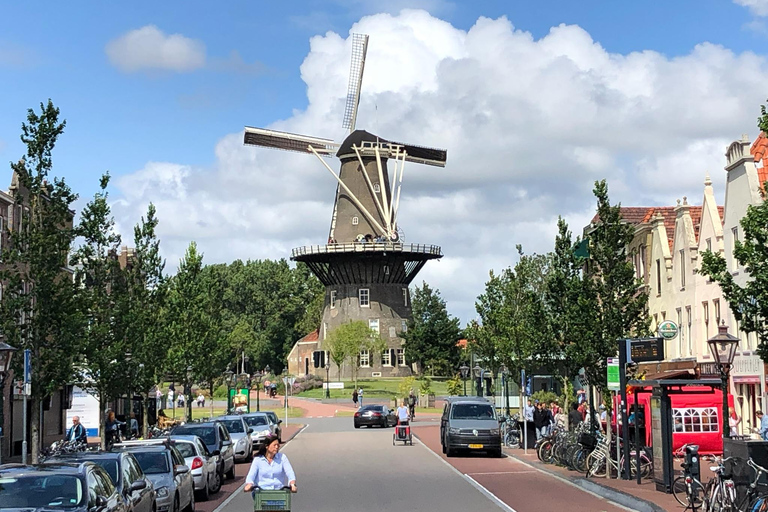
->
354, 422, 360, 429
184, 490, 195, 512
210, 469, 221, 494
172, 495, 179, 512
226, 462, 236, 480
441, 442, 446, 454
198, 475, 210, 501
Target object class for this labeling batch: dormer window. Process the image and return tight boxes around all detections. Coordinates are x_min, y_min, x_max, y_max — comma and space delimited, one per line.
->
373, 183, 380, 193
352, 216, 359, 225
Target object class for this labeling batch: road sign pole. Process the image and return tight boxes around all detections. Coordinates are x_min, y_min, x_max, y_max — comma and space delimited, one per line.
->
22, 349, 30, 464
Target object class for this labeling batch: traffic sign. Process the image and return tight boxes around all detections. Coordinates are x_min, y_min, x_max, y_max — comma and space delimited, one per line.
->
23, 349, 31, 384
658, 320, 679, 340
607, 357, 620, 391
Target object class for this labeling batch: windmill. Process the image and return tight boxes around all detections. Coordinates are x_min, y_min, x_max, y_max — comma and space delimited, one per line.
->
243, 34, 446, 378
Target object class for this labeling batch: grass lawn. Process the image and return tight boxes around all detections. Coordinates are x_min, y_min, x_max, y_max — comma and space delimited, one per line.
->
296, 378, 449, 400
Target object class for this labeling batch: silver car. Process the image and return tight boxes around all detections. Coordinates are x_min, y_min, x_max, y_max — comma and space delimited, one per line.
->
242, 413, 273, 450
170, 435, 220, 501
213, 416, 254, 462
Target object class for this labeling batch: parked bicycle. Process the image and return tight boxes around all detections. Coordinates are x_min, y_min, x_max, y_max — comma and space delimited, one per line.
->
40, 439, 87, 462
500, 414, 521, 448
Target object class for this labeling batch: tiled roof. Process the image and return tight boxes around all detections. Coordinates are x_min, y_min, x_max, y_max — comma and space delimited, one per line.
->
300, 329, 319, 342
750, 132, 768, 192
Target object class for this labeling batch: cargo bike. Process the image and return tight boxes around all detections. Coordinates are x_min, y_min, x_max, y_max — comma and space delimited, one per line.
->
393, 419, 413, 446
253, 487, 292, 512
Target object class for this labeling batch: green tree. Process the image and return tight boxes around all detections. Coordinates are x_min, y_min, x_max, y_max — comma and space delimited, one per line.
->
324, 321, 385, 385
71, 174, 128, 447
0, 100, 80, 462
402, 282, 462, 376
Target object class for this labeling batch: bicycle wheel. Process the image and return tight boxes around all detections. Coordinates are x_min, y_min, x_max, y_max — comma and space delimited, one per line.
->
672, 476, 705, 509
537, 440, 553, 463
587, 449, 607, 478
747, 495, 768, 512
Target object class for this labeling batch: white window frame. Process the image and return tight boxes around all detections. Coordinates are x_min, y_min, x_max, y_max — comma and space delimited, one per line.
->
402, 288, 408, 307
656, 259, 662, 294
686, 306, 692, 356
732, 227, 739, 268
673, 407, 719, 433
397, 348, 406, 366
706, 238, 712, 252
352, 216, 359, 225
359, 288, 370, 308
714, 299, 721, 326
359, 349, 370, 368
373, 183, 380, 193
330, 290, 336, 309
381, 349, 391, 366
369, 318, 379, 334
388, 326, 396, 338
679, 250, 686, 288
677, 308, 683, 356
401, 320, 408, 333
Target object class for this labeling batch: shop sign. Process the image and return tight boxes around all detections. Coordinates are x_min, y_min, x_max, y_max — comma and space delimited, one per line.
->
731, 354, 763, 377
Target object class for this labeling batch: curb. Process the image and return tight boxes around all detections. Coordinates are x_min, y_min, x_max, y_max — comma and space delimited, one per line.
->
505, 451, 665, 512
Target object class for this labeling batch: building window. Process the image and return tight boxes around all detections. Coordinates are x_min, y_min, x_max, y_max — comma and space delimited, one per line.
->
677, 308, 683, 356
389, 326, 396, 338
0, 216, 3, 253
373, 183, 380, 193
656, 259, 662, 293
401, 320, 408, 333
402, 288, 408, 307
703, 302, 709, 338
706, 238, 712, 252
673, 407, 719, 432
382, 349, 391, 366
360, 350, 370, 367
732, 227, 739, 268
323, 322, 328, 340
330, 290, 336, 309
714, 299, 721, 326
662, 311, 666, 320
352, 216, 359, 225
397, 348, 406, 366
639, 245, 646, 280
686, 306, 692, 356
679, 250, 686, 288
359, 288, 370, 307
369, 318, 379, 334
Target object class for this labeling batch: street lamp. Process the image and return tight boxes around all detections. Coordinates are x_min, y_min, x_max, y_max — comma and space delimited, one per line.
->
239, 372, 249, 412
223, 368, 234, 412
185, 366, 193, 422
254, 370, 264, 412
501, 364, 510, 417
473, 364, 483, 397
459, 364, 469, 396
325, 361, 331, 399
707, 322, 739, 439
0, 342, 18, 464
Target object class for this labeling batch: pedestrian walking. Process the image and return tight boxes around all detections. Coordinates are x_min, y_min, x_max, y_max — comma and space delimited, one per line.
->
167, 387, 175, 410
408, 390, 417, 420
197, 393, 205, 408
358, 388, 364, 407
568, 403, 583, 430
758, 410, 768, 440
533, 402, 547, 440
729, 407, 741, 437
155, 388, 163, 409
352, 389, 358, 406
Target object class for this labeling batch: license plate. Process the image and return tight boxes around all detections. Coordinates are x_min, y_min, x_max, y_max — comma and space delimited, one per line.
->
468, 444, 484, 449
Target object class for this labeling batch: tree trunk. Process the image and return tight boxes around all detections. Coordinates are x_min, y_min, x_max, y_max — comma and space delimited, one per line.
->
209, 382, 214, 418
30, 397, 40, 464
142, 394, 149, 438
99, 395, 107, 450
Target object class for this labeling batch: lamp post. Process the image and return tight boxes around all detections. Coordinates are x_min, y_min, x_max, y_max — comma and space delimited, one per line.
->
223, 369, 234, 412
239, 372, 249, 412
325, 361, 331, 399
707, 322, 739, 440
473, 364, 483, 397
185, 366, 193, 422
501, 364, 510, 417
0, 342, 17, 464
254, 370, 263, 411
459, 364, 469, 396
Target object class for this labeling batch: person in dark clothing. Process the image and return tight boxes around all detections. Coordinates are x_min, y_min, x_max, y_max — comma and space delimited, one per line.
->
66, 416, 88, 445
533, 402, 548, 440
568, 403, 583, 430
352, 389, 358, 406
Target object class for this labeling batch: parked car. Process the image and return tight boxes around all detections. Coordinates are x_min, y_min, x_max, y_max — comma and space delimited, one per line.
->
264, 411, 282, 441
113, 441, 195, 512
354, 404, 397, 428
46, 451, 155, 512
242, 412, 274, 450
170, 434, 220, 500
0, 461, 127, 512
212, 415, 254, 462
440, 397, 502, 457
170, 421, 235, 480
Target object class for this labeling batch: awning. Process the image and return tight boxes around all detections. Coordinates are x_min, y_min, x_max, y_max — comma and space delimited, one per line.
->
641, 369, 695, 382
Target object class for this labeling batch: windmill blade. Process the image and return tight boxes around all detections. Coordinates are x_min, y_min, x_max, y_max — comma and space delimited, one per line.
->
243, 126, 339, 156
342, 33, 369, 132
390, 140, 448, 167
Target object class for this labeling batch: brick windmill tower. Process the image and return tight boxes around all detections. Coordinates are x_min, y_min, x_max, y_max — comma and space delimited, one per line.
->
243, 34, 446, 378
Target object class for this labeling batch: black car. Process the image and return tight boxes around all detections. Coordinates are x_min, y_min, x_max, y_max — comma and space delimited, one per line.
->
354, 405, 397, 428
170, 421, 235, 480
46, 451, 155, 512
0, 461, 128, 512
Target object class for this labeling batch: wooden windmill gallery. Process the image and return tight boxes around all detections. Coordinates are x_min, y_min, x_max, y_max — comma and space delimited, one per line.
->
244, 34, 447, 379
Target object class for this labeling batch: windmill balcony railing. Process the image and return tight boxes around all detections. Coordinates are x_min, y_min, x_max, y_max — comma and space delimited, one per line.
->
291, 242, 442, 258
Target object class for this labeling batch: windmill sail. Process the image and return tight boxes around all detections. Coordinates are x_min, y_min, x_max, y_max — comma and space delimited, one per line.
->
342, 34, 369, 132
243, 127, 339, 156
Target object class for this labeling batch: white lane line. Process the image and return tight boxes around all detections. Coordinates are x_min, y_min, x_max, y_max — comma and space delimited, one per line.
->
503, 454, 636, 512
211, 424, 308, 512
413, 435, 517, 512
467, 471, 537, 475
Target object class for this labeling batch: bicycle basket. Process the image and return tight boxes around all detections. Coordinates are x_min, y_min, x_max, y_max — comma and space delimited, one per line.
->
578, 433, 597, 450
254, 489, 291, 511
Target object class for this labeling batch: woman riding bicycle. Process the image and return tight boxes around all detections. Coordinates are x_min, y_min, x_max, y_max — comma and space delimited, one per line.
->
244, 434, 297, 494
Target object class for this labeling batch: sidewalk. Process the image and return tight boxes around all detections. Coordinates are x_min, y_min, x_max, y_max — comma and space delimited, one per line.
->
505, 448, 680, 511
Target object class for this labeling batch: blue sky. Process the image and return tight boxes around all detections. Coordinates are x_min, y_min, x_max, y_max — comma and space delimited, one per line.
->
2, 1, 768, 323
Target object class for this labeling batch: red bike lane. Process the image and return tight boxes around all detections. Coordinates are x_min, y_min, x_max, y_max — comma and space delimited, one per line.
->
413, 424, 632, 512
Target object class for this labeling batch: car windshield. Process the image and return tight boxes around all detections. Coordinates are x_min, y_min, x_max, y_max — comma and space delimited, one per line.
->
219, 419, 244, 433
360, 405, 378, 411
131, 452, 170, 475
93, 460, 119, 484
451, 403, 496, 420
175, 442, 196, 458
266, 413, 278, 424
174, 426, 216, 446
0, 475, 84, 508
244, 416, 268, 427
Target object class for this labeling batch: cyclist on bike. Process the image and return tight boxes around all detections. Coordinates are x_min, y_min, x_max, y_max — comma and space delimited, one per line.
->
396, 400, 410, 425
244, 434, 297, 493
408, 390, 416, 420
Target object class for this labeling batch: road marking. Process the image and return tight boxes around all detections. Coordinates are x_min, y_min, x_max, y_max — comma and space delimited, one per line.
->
211, 424, 307, 512
412, 434, 518, 512
467, 470, 537, 475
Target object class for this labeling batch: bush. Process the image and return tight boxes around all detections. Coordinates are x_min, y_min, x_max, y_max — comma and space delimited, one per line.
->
419, 377, 434, 396
292, 374, 324, 393
398, 376, 416, 399
446, 376, 462, 396
531, 390, 559, 406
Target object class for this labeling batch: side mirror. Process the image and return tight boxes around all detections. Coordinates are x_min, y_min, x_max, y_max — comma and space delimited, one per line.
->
130, 480, 147, 492
277, 420, 282, 425
247, 428, 254, 434
222, 440, 232, 446
91, 495, 108, 511
211, 449, 221, 456
174, 464, 190, 475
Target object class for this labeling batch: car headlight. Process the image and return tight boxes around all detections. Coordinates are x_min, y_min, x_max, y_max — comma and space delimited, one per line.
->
490, 429, 500, 436
448, 427, 460, 434
156, 487, 169, 498
258, 429, 271, 437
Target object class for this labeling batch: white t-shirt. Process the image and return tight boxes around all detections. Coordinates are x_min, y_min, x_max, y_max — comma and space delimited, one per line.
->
396, 406, 409, 420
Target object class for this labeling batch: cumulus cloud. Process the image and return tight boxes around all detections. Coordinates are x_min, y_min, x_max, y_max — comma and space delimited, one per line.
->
735, 0, 768, 17
106, 25, 206, 73
111, 11, 768, 323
